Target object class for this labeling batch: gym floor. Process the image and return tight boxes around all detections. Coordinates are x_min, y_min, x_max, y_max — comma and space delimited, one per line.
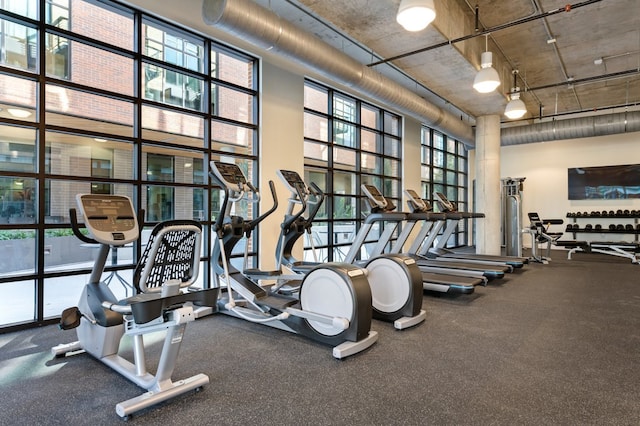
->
1, 250, 638, 425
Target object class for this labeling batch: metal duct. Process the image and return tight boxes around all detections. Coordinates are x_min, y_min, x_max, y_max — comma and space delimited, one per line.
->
202, 0, 473, 145
501, 111, 640, 146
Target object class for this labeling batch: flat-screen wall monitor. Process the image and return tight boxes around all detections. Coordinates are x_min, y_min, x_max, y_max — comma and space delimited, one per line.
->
404, 189, 426, 208
276, 169, 307, 196
433, 191, 456, 211
568, 164, 640, 200
210, 161, 247, 189
361, 184, 387, 208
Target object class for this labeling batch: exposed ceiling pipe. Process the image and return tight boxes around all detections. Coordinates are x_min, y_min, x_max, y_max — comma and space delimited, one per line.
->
501, 111, 640, 145
201, 0, 474, 145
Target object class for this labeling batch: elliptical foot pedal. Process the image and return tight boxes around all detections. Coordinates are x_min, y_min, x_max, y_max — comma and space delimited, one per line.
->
59, 307, 81, 330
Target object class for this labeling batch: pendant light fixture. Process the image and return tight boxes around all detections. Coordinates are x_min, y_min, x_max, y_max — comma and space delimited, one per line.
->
473, 35, 500, 93
396, 0, 436, 32
504, 70, 527, 119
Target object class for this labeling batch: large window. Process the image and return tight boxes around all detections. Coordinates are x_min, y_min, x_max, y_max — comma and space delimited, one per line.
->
421, 127, 469, 247
304, 80, 402, 262
0, 0, 258, 331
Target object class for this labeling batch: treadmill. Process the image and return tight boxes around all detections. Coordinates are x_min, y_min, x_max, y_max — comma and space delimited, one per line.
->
359, 184, 486, 294
426, 191, 529, 268
379, 189, 509, 281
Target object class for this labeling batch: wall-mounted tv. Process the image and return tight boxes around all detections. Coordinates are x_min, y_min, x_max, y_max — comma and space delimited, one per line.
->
568, 164, 640, 200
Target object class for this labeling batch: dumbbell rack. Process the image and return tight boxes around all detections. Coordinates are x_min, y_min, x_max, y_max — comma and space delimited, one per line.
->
566, 210, 640, 242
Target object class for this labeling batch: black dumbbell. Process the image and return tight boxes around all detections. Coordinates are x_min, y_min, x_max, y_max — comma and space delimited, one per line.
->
585, 224, 593, 231
595, 224, 602, 231
609, 224, 617, 231
616, 224, 625, 231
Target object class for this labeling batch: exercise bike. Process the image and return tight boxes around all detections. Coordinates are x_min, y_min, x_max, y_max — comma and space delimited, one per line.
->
210, 160, 378, 359
275, 169, 425, 330
51, 194, 218, 420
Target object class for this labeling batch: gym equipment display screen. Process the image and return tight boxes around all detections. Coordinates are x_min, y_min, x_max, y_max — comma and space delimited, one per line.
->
568, 164, 640, 200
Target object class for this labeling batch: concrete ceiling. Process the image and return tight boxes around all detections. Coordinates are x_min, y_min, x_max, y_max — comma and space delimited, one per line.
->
260, 0, 640, 125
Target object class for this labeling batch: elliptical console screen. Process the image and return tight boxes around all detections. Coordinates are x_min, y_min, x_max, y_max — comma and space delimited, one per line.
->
277, 169, 307, 197
211, 161, 247, 189
361, 184, 387, 208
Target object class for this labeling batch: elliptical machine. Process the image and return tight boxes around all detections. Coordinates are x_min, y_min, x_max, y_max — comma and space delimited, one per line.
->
210, 160, 378, 359
275, 169, 425, 330
51, 194, 217, 420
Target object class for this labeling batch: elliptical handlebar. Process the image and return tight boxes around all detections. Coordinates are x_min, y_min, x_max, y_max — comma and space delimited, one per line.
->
248, 180, 278, 229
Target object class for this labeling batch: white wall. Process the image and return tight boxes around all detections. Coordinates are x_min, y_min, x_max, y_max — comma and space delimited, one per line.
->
501, 131, 640, 246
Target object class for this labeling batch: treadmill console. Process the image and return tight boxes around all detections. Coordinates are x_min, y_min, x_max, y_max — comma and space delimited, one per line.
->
276, 169, 308, 199
404, 189, 428, 212
433, 191, 456, 212
361, 184, 388, 209
76, 194, 138, 246
210, 160, 247, 191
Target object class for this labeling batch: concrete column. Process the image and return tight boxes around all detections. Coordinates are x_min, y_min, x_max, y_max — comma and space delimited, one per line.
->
474, 115, 501, 255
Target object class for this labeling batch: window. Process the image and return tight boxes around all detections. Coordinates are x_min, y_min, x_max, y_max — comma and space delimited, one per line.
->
421, 127, 469, 247
0, 0, 258, 331
304, 80, 402, 262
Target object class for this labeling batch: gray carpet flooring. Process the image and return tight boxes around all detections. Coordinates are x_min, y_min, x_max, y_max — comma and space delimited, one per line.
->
1, 250, 639, 425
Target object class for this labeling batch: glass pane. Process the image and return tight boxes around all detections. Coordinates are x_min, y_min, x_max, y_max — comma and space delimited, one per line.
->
141, 105, 204, 148
142, 145, 204, 184
361, 104, 378, 129
0, 19, 37, 72
421, 165, 430, 180
446, 186, 457, 201
446, 153, 456, 169
143, 20, 204, 72
333, 146, 356, 171
384, 112, 400, 136
4, 1, 37, 19
214, 49, 255, 89
304, 168, 327, 193
144, 185, 175, 221
421, 146, 430, 164
333, 121, 355, 147
459, 156, 466, 171
333, 94, 356, 123
45, 85, 134, 137
333, 195, 356, 219
304, 140, 328, 165
446, 171, 456, 185
0, 230, 35, 275
0, 280, 35, 326
447, 138, 457, 153
0, 74, 37, 121
214, 85, 254, 124
333, 171, 356, 195
361, 152, 381, 174
44, 179, 133, 224
361, 129, 379, 153
45, 132, 134, 179
304, 83, 328, 113
143, 63, 203, 111
0, 177, 36, 223
62, 0, 134, 50
211, 121, 254, 154
46, 36, 134, 95
383, 179, 400, 198
383, 158, 399, 177
361, 175, 381, 189
433, 168, 444, 183
433, 132, 444, 150
333, 220, 356, 245
0, 125, 37, 173
304, 112, 329, 142
384, 136, 400, 158
44, 227, 94, 272
433, 150, 444, 167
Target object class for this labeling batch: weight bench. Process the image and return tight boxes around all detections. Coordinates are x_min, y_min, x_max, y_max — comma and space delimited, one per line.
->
561, 240, 640, 264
